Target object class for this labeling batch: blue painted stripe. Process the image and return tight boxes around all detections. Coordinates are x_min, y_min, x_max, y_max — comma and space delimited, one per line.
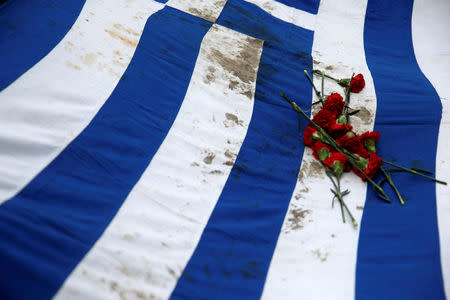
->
356, 1, 445, 299
275, 0, 320, 14
153, 0, 168, 3
170, 1, 314, 299
0, 0, 85, 92
0, 7, 211, 300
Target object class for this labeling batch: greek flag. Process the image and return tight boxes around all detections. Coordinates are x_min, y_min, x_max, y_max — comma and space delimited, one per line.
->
0, 0, 449, 299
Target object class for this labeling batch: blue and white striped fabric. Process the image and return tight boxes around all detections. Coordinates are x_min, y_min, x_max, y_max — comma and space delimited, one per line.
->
0, 0, 449, 299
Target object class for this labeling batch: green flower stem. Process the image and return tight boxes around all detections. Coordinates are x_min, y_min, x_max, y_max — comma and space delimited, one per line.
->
321, 71, 325, 103
337, 175, 358, 227
280, 92, 391, 202
344, 73, 354, 116
381, 167, 405, 205
303, 70, 324, 105
327, 173, 346, 223
312, 69, 339, 81
382, 160, 447, 185
340, 196, 358, 227
328, 177, 358, 226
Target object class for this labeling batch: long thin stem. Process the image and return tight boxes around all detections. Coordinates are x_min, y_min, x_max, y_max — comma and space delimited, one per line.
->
337, 175, 358, 226
382, 160, 447, 185
381, 167, 405, 205
304, 70, 324, 105
330, 175, 358, 226
327, 173, 345, 223
312, 69, 339, 81
344, 73, 354, 116
280, 92, 391, 202
321, 71, 325, 103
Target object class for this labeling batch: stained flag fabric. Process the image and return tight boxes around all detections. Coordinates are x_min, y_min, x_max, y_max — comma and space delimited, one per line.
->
0, 0, 449, 299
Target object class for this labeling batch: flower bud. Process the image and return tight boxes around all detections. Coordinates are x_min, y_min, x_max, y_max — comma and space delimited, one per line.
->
355, 156, 368, 170
337, 115, 347, 124
364, 139, 376, 152
332, 161, 344, 177
338, 78, 350, 87
318, 148, 330, 161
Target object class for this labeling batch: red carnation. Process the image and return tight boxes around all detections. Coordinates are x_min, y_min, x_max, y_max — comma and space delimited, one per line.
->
311, 108, 336, 130
360, 131, 380, 143
330, 122, 353, 139
324, 93, 345, 116
312, 142, 334, 161
350, 74, 365, 93
303, 126, 317, 146
337, 134, 364, 154
353, 152, 382, 181
355, 148, 369, 159
360, 131, 380, 152
312, 142, 333, 152
324, 152, 348, 176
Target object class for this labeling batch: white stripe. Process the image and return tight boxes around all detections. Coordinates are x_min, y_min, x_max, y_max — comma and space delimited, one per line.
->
0, 0, 164, 204
54, 24, 263, 300
244, 0, 316, 30
261, 1, 377, 299
167, 0, 227, 22
412, 0, 450, 297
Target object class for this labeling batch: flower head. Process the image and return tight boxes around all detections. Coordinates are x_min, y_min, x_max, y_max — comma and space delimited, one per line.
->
324, 93, 345, 116
353, 152, 382, 181
337, 134, 364, 154
311, 108, 336, 131
330, 122, 353, 139
303, 126, 318, 146
312, 142, 334, 161
324, 152, 348, 176
350, 73, 365, 93
360, 131, 380, 152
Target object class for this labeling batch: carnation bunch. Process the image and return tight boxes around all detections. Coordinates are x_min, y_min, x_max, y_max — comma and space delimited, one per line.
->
281, 69, 446, 226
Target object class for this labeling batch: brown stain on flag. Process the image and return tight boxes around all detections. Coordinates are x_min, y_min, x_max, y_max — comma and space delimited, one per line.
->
105, 23, 139, 48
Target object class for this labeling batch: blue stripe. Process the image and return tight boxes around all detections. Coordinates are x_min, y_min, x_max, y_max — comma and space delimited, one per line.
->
0, 7, 211, 300
153, 0, 168, 3
170, 1, 314, 299
275, 0, 320, 14
356, 1, 445, 299
0, 0, 85, 92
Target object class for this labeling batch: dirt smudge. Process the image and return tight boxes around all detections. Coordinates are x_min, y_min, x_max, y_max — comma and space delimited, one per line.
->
209, 170, 223, 174
166, 266, 178, 279
285, 208, 311, 232
354, 106, 372, 125
312, 249, 328, 262
229, 80, 239, 90
294, 187, 310, 200
187, 0, 226, 22
65, 61, 81, 70
298, 160, 325, 183
122, 234, 134, 241
224, 113, 243, 127
224, 149, 236, 159
105, 24, 138, 48
203, 66, 216, 84
113, 23, 140, 37
209, 48, 255, 84
203, 153, 216, 164
81, 52, 97, 66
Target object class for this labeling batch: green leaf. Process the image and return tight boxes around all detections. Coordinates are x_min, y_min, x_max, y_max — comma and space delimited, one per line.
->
347, 109, 360, 116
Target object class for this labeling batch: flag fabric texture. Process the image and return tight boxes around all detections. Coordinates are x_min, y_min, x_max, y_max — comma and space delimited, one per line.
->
0, 0, 449, 299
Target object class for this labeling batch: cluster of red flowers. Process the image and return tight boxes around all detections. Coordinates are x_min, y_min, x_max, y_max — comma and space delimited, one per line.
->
302, 75, 382, 181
